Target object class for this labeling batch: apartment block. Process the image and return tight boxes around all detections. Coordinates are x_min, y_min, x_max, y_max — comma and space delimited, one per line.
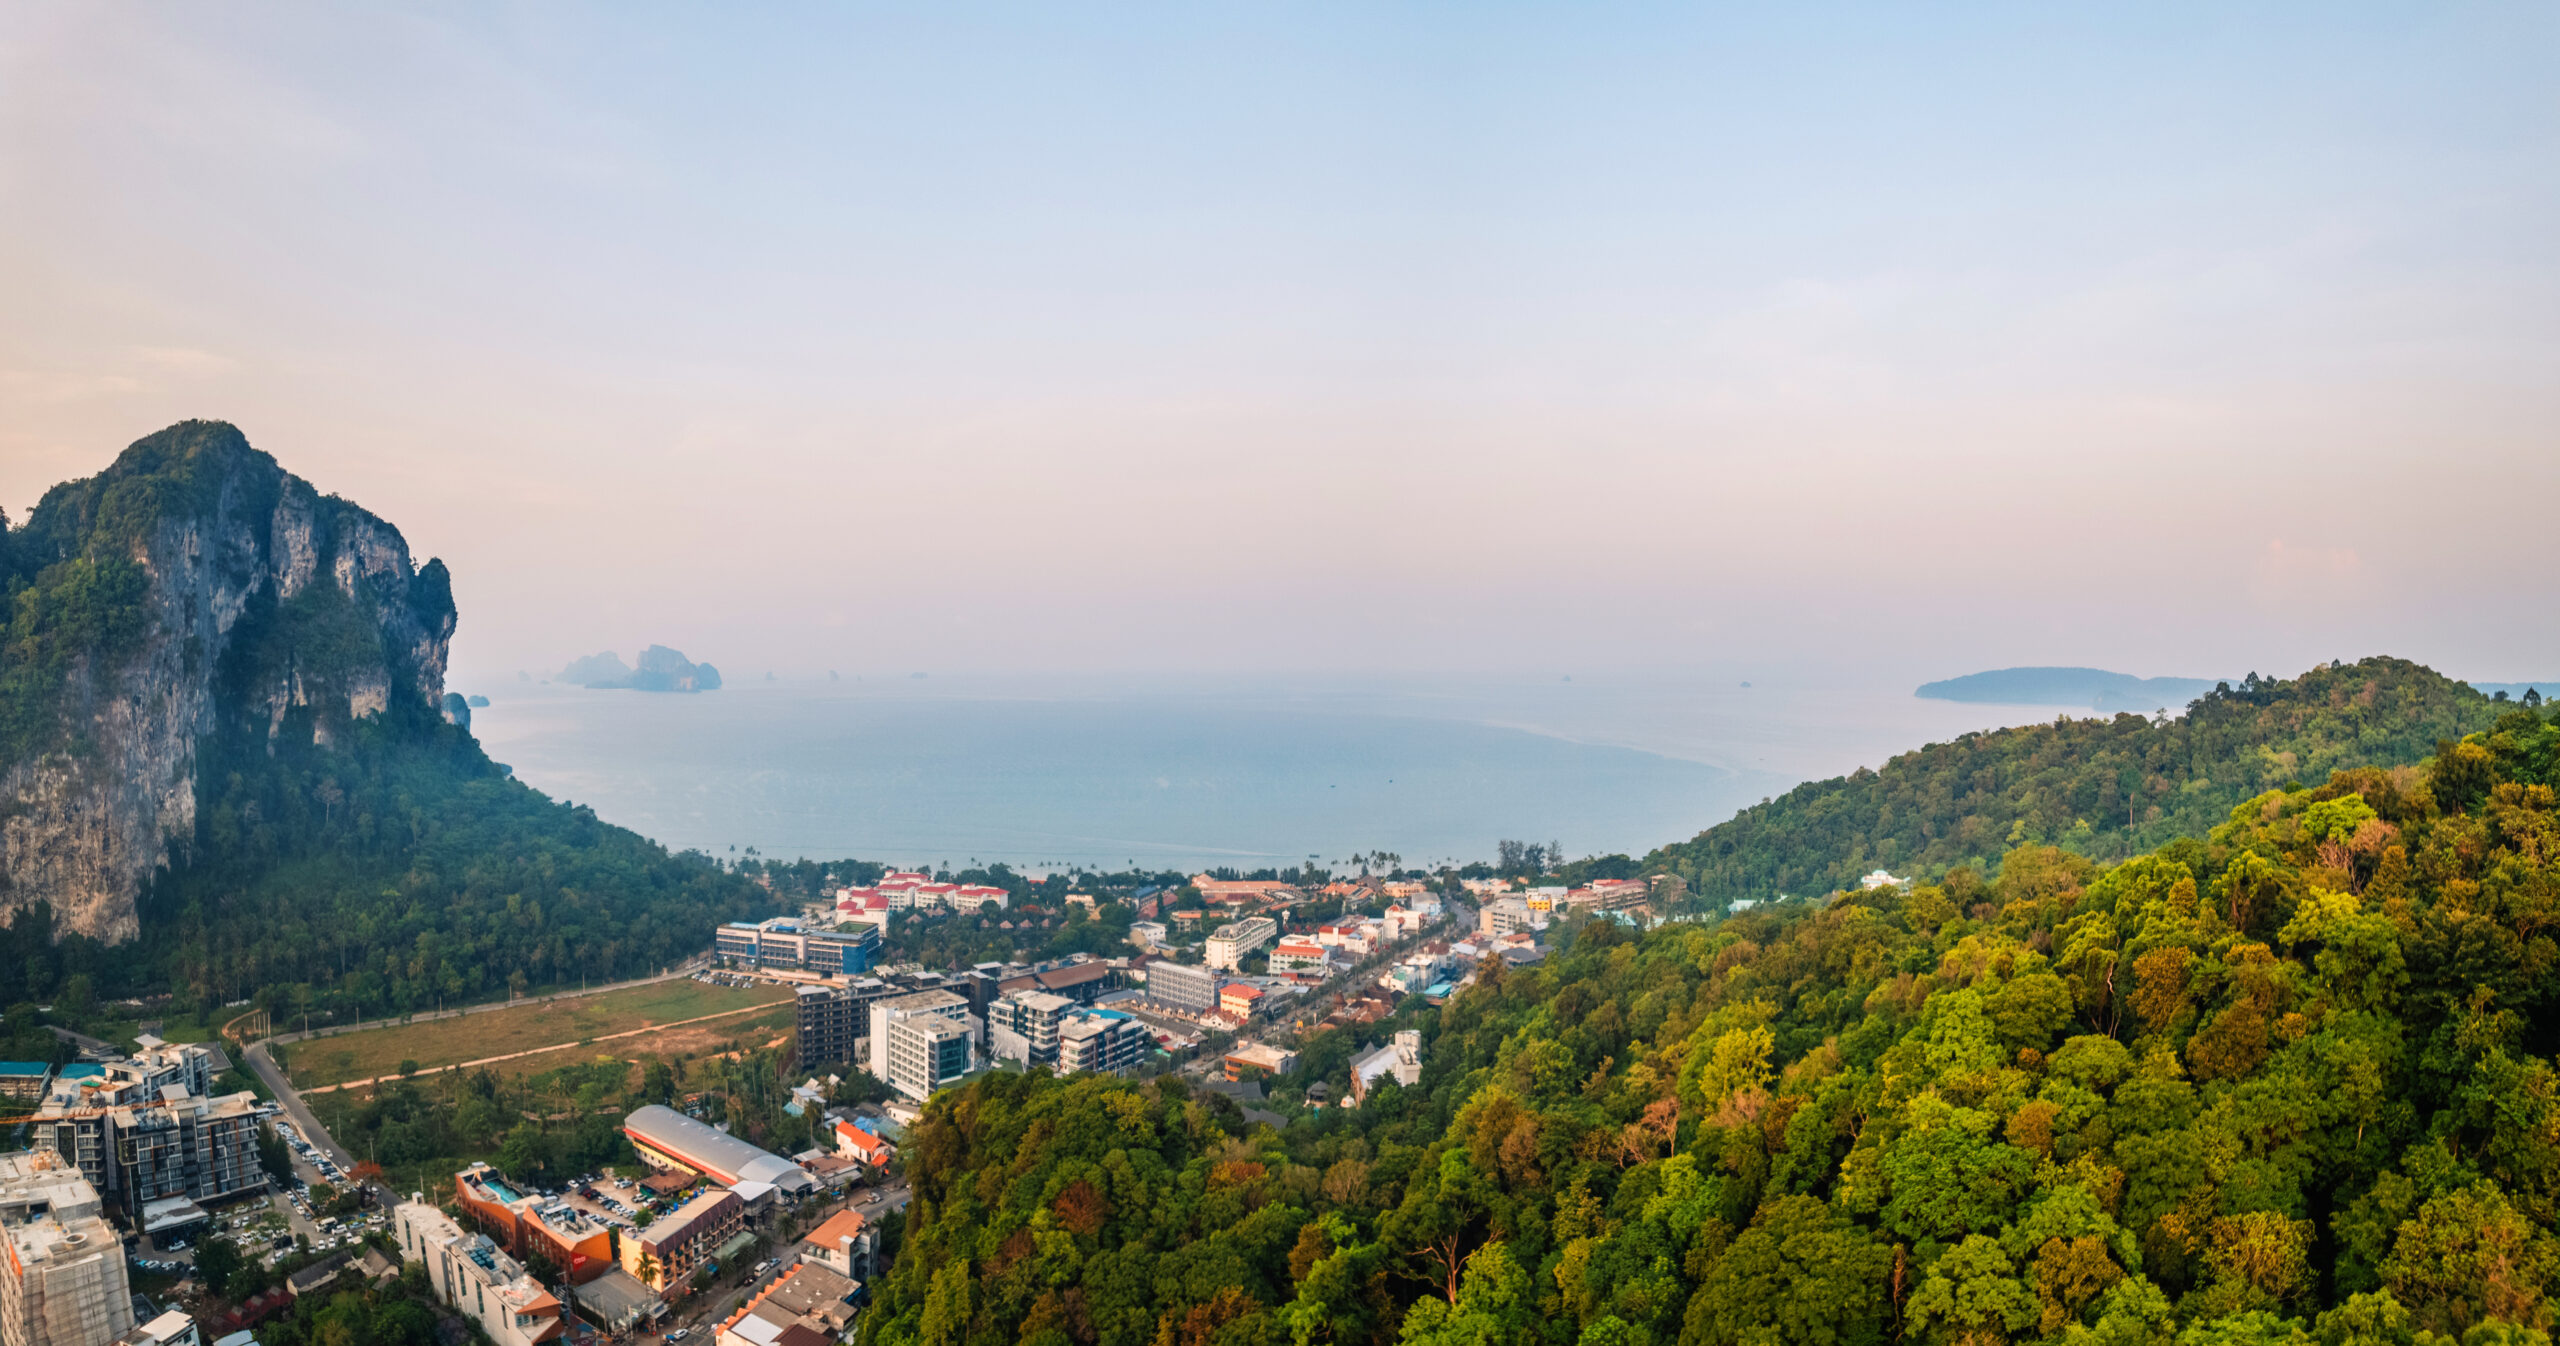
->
1204, 917, 1279, 970
870, 991, 977, 1102
795, 980, 891, 1069
1480, 898, 1545, 938
616, 1188, 745, 1294
31, 1088, 264, 1219
395, 1200, 564, 1345
987, 990, 1075, 1069
1143, 961, 1221, 1015
1, 1150, 134, 1346
453, 1164, 614, 1283
1055, 1013, 1149, 1075
1266, 939, 1331, 973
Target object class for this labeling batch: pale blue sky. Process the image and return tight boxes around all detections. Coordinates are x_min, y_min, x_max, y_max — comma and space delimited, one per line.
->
3, 4, 2554, 686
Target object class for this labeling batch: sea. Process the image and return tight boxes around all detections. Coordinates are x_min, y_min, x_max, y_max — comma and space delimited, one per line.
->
464, 672, 2068, 875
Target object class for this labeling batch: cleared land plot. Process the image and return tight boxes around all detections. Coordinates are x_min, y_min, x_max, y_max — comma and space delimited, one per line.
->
285, 981, 792, 1089
465, 1002, 797, 1087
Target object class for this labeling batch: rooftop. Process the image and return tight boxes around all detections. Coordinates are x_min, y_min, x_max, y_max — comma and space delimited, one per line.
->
803, 1207, 868, 1251
623, 1105, 815, 1193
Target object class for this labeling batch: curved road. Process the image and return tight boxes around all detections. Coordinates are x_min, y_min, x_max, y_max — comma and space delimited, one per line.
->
241, 957, 710, 1201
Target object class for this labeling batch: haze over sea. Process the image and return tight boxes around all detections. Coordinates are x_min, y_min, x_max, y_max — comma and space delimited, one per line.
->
468, 673, 2084, 874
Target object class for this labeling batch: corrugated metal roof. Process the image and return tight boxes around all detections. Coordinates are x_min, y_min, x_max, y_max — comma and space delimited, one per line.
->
622, 1105, 815, 1194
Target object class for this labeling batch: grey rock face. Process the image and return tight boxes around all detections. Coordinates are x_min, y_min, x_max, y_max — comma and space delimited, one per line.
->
0, 421, 455, 942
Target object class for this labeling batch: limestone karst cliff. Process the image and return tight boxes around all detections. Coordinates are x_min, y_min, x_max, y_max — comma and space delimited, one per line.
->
0, 421, 455, 941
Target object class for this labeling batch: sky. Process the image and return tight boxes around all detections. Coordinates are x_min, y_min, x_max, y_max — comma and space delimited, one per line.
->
3, 3, 2555, 691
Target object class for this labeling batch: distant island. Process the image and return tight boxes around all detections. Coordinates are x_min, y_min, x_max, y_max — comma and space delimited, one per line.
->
557, 644, 723, 693
1915, 666, 2220, 713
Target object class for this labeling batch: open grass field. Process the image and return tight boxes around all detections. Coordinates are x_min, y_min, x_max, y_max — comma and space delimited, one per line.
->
466, 1001, 798, 1087
282, 979, 792, 1089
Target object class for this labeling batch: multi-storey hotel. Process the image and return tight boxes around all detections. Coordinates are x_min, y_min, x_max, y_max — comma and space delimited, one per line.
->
452, 1163, 614, 1283
395, 1200, 565, 1345
713, 917, 880, 975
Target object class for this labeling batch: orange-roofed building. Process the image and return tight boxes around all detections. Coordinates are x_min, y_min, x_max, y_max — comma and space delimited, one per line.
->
800, 1206, 880, 1280
1219, 984, 1266, 1018
833, 1120, 893, 1167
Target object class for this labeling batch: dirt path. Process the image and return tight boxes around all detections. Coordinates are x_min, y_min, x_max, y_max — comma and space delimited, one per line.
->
298, 999, 788, 1095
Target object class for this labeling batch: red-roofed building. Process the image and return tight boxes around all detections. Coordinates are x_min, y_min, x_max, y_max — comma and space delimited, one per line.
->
1219, 984, 1266, 1018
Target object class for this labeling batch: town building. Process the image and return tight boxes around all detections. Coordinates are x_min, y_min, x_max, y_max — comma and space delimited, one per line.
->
1204, 917, 1279, 970
1380, 947, 1458, 997
1054, 1013, 1149, 1075
0, 1064, 53, 1105
1188, 876, 1298, 904
1314, 921, 1382, 955
798, 1207, 879, 1282
1223, 1043, 1298, 1081
832, 887, 892, 931
712, 1261, 861, 1346
621, 1105, 816, 1196
30, 1084, 264, 1219
868, 991, 978, 1102
1566, 878, 1650, 911
713, 918, 880, 976
113, 1308, 200, 1346
453, 1163, 614, 1283
1350, 1031, 1424, 1105
394, 1199, 564, 1345
616, 1187, 746, 1294
794, 981, 891, 1069
1480, 898, 1544, 938
1143, 961, 1221, 1015
1218, 983, 1266, 1019
994, 960, 1113, 1007
830, 1120, 892, 1169
1, 1149, 134, 1346
987, 990, 1074, 1068
1266, 939, 1331, 973
566, 1269, 664, 1336
1126, 920, 1168, 950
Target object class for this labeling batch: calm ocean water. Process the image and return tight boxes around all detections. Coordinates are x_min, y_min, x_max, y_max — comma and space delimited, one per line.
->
465, 674, 2062, 873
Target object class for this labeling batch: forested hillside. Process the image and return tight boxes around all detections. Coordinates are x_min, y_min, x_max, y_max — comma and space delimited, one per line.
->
867, 708, 2560, 1346
0, 423, 775, 1024
1647, 658, 2504, 912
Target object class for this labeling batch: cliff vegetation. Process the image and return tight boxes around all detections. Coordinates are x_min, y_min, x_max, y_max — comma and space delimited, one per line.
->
869, 709, 2560, 1346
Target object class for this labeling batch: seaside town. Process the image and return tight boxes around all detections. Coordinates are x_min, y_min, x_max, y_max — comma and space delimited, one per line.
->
3, 860, 1680, 1345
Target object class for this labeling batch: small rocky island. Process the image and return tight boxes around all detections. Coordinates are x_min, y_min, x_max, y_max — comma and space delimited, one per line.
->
557, 645, 723, 692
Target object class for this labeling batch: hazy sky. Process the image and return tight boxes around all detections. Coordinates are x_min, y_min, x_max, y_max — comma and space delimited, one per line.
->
5, 4, 2555, 689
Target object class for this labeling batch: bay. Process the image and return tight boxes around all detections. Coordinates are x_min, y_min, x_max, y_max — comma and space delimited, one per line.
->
465, 673, 2066, 873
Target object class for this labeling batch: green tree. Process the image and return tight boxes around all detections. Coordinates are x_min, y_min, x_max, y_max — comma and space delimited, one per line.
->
1680, 1196, 1891, 1346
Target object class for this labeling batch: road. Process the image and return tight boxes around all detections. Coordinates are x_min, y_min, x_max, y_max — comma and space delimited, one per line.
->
241, 955, 710, 1211
663, 1179, 914, 1339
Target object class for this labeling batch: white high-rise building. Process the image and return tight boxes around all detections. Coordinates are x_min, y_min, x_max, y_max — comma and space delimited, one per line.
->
1205, 917, 1278, 970
0, 1150, 134, 1346
868, 990, 978, 1102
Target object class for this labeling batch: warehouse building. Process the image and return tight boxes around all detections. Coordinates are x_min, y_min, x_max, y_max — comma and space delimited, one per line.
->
620, 1105, 816, 1197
